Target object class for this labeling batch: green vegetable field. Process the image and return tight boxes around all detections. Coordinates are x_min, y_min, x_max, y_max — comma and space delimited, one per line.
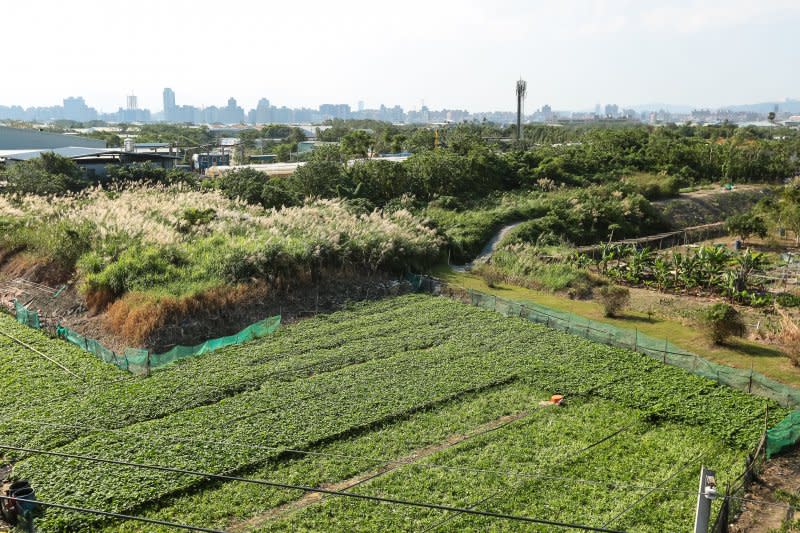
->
0, 295, 788, 532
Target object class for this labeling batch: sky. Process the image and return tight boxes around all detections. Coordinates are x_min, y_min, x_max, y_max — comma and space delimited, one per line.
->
3, 0, 799, 113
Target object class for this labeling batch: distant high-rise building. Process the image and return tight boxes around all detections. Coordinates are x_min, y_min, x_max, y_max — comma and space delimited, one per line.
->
604, 104, 619, 118
217, 97, 244, 124
127, 94, 138, 111
254, 98, 271, 124
358, 100, 364, 112
319, 103, 351, 120
62, 96, 96, 122
163, 88, 176, 121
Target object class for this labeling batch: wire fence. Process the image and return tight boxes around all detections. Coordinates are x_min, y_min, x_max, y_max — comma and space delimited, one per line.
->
710, 432, 776, 532
9, 300, 281, 375
407, 274, 800, 458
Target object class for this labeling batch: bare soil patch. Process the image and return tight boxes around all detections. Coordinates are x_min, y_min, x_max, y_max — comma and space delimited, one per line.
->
731, 446, 800, 532
654, 186, 769, 229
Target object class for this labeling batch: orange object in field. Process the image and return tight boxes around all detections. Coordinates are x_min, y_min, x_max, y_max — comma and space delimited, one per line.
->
550, 394, 564, 404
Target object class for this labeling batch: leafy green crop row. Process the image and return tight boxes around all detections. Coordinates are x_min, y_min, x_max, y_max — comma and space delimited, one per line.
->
99, 382, 547, 532
0, 314, 123, 414
0, 297, 490, 451
270, 399, 740, 532
1, 295, 789, 531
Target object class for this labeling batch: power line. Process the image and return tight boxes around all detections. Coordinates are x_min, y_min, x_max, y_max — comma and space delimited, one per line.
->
0, 327, 84, 381
6, 416, 702, 498
0, 444, 623, 533
0, 495, 223, 533
601, 453, 703, 528
4, 375, 675, 493
422, 422, 636, 533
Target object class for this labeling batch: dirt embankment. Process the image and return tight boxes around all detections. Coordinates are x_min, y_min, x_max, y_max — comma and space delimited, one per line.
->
654, 186, 771, 229
0, 249, 411, 354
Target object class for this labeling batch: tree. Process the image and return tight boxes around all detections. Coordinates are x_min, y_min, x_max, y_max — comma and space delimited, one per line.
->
347, 160, 410, 206
725, 212, 768, 241
290, 146, 350, 199
217, 168, 269, 205
404, 129, 436, 153
3, 152, 85, 195
340, 130, 374, 160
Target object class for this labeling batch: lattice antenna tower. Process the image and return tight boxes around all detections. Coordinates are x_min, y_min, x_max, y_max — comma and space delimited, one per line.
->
516, 79, 527, 141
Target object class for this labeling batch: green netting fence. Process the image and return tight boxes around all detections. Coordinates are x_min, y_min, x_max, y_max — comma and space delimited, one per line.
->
407, 273, 800, 458
13, 300, 40, 329
766, 411, 800, 459
55, 315, 281, 375
148, 316, 282, 369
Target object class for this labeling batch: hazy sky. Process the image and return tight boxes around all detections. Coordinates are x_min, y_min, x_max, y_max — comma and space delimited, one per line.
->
3, 0, 799, 112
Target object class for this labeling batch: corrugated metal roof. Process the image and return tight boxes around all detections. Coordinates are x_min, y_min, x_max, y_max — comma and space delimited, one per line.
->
0, 147, 115, 161
0, 125, 106, 150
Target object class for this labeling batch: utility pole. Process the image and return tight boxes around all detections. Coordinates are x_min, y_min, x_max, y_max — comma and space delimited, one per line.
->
693, 466, 717, 533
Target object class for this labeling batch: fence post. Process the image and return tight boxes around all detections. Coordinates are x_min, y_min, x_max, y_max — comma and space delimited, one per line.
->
663, 338, 668, 363
634, 328, 638, 352
749, 365, 753, 394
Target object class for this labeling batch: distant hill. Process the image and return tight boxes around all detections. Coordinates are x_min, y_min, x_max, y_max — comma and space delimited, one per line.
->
626, 99, 800, 114
722, 100, 800, 114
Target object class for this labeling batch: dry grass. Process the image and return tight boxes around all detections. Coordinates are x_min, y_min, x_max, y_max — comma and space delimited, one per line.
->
105, 283, 269, 345
779, 309, 800, 367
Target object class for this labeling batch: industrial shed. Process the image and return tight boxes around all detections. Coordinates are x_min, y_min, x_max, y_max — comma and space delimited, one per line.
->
0, 147, 179, 177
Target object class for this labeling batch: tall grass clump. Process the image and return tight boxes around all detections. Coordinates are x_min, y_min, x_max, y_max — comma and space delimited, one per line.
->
0, 185, 446, 341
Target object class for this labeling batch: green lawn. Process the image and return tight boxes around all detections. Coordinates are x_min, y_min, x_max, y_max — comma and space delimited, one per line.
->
434, 266, 800, 388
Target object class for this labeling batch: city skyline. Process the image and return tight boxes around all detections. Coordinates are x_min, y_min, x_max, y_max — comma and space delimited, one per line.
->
3, 1, 800, 113
4, 87, 800, 126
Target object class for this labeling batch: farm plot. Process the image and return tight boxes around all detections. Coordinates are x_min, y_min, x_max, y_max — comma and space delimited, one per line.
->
0, 295, 789, 532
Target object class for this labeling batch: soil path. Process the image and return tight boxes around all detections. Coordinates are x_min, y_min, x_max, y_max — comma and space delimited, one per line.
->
730, 446, 800, 532
450, 222, 522, 272
226, 410, 531, 532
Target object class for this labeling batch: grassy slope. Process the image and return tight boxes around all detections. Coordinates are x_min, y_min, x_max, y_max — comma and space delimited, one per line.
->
433, 266, 800, 387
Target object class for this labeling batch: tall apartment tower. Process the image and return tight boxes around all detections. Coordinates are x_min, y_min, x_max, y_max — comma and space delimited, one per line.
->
127, 93, 138, 110
163, 88, 176, 120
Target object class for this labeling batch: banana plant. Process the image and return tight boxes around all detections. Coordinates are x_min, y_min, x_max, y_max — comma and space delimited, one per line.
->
694, 245, 731, 290
731, 249, 767, 293
627, 246, 655, 284
653, 256, 671, 291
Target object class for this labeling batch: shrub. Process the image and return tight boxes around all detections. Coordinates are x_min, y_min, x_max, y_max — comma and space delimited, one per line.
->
699, 303, 744, 345
597, 285, 630, 317
625, 172, 681, 200
105, 163, 197, 187
474, 264, 504, 288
